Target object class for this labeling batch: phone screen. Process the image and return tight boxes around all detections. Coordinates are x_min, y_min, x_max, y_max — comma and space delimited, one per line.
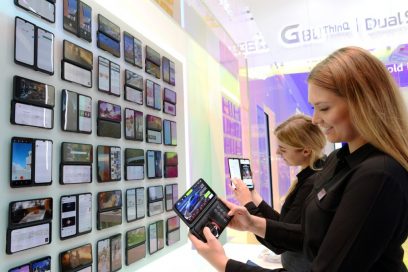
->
111, 235, 122, 271
97, 239, 111, 272
98, 101, 121, 122
17, 0, 55, 22
147, 151, 155, 178
98, 15, 120, 41
163, 120, 171, 145
164, 88, 176, 104
134, 37, 143, 68
125, 86, 143, 105
62, 61, 92, 88
63, 40, 93, 70
169, 61, 176, 85
126, 189, 136, 221
79, 2, 92, 41
136, 188, 145, 218
145, 46, 160, 66
62, 143, 92, 163
10, 198, 52, 226
125, 70, 143, 90
110, 62, 120, 96
171, 121, 177, 146
124, 32, 134, 64
78, 193, 92, 233
164, 102, 176, 116
15, 17, 35, 66
61, 195, 77, 238
34, 140, 52, 183
157, 220, 164, 250
36, 28, 54, 73
162, 57, 170, 83
240, 159, 254, 189
62, 90, 78, 131
63, 0, 78, 34
165, 185, 173, 210
31, 256, 51, 272
11, 138, 32, 184
14, 102, 53, 129
125, 109, 135, 139
62, 165, 91, 184
9, 264, 30, 272
9, 222, 50, 253
145, 80, 154, 107
98, 119, 121, 139
110, 147, 121, 180
60, 244, 92, 272
98, 190, 122, 211
14, 76, 55, 107
228, 158, 241, 181
149, 223, 157, 254
153, 83, 161, 110
135, 111, 143, 140
97, 146, 110, 182
98, 56, 110, 92
78, 95, 92, 133
97, 32, 120, 58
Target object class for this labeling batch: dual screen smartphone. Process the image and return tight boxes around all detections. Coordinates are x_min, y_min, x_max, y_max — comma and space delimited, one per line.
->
228, 158, 254, 190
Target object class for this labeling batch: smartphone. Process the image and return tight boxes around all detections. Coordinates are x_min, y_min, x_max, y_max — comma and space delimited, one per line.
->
145, 60, 161, 79
126, 227, 146, 265
97, 238, 111, 272
61, 142, 93, 163
110, 62, 121, 96
145, 79, 154, 108
163, 88, 176, 104
145, 46, 160, 66
15, 17, 35, 67
78, 94, 92, 133
62, 60, 93, 88
98, 56, 110, 92
162, 57, 170, 83
153, 82, 161, 110
63, 0, 78, 34
63, 40, 93, 70
125, 148, 144, 180
171, 121, 177, 146
10, 138, 32, 186
125, 108, 135, 139
125, 70, 143, 90
12, 101, 53, 129
166, 216, 180, 246
97, 31, 120, 58
98, 14, 120, 41
98, 101, 121, 122
97, 119, 121, 139
61, 90, 78, 132
78, 2, 92, 42
98, 209, 122, 230
61, 164, 92, 184
134, 37, 143, 68
125, 86, 143, 105
15, 0, 55, 23
157, 220, 164, 250
60, 196, 77, 239
59, 244, 92, 272
14, 76, 55, 107
126, 189, 136, 222
9, 198, 53, 227
148, 222, 157, 254
124, 32, 135, 64
36, 27, 54, 74
7, 222, 51, 254
169, 61, 176, 85
110, 147, 121, 181
147, 186, 163, 216
163, 101, 176, 116
78, 193, 92, 234
98, 190, 122, 211
163, 120, 171, 145
97, 146, 111, 182
110, 234, 122, 271
228, 158, 254, 190
34, 139, 53, 184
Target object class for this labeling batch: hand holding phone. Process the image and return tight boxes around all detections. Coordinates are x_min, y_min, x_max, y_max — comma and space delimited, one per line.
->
228, 158, 254, 190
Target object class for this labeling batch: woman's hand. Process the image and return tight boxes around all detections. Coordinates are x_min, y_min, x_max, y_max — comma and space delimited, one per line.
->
189, 227, 228, 272
231, 178, 253, 205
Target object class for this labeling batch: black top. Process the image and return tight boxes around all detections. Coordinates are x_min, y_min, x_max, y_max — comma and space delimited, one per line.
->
226, 144, 408, 272
245, 165, 317, 254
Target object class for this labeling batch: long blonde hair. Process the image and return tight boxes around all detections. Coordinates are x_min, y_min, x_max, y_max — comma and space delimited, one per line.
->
308, 46, 408, 171
274, 114, 326, 170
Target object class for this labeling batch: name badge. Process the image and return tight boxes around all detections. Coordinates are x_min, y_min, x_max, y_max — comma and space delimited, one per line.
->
317, 188, 327, 201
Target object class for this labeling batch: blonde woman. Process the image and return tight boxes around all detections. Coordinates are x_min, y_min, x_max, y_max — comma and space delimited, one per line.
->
190, 47, 408, 272
232, 114, 326, 272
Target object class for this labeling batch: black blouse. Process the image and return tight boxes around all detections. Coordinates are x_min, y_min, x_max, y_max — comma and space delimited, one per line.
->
226, 144, 408, 272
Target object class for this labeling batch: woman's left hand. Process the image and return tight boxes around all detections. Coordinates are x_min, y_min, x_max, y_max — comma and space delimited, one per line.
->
188, 227, 229, 272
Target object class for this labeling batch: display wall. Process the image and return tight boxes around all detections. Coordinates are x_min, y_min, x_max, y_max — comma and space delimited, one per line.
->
1, 0, 187, 271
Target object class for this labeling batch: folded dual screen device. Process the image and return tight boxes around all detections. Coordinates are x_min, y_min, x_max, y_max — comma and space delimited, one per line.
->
174, 178, 231, 242
228, 158, 254, 190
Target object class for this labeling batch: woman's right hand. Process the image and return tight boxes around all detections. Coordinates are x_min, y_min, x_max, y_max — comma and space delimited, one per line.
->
231, 178, 253, 205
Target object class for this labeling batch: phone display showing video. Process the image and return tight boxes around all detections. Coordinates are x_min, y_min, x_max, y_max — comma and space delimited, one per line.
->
9, 264, 30, 272
63, 40, 93, 70
15, 17, 35, 66
31, 256, 51, 271
126, 227, 146, 265
16, 0, 55, 23
60, 243, 92, 272
98, 14, 120, 41
97, 31, 120, 58
61, 142, 93, 164
98, 209, 122, 230
97, 146, 121, 182
9, 198, 52, 227
78, 2, 92, 41
98, 101, 121, 122
125, 148, 144, 180
147, 114, 162, 130
36, 27, 54, 74
163, 120, 177, 146
14, 76, 55, 107
174, 178, 232, 242
63, 0, 78, 34
228, 158, 254, 190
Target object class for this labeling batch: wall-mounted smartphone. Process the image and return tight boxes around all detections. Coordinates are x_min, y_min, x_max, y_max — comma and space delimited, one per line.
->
63, 0, 78, 34
174, 178, 232, 242
10, 137, 53, 187
78, 1, 92, 42
145, 45, 160, 66
97, 146, 121, 182
125, 148, 144, 180
97, 31, 120, 58
147, 186, 164, 217
166, 216, 180, 246
97, 190, 122, 230
126, 187, 145, 222
63, 40, 93, 70
15, 0, 55, 23
146, 115, 162, 144
165, 184, 178, 211
126, 227, 146, 265
124, 109, 143, 141
60, 193, 92, 239
36, 26, 54, 74
228, 158, 254, 190
9, 197, 53, 228
14, 76, 55, 107
148, 220, 164, 255
60, 142, 92, 185
8, 255, 51, 272
11, 101, 54, 129
59, 243, 92, 272
146, 150, 162, 178
98, 14, 120, 41
61, 89, 92, 134
62, 60, 93, 88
